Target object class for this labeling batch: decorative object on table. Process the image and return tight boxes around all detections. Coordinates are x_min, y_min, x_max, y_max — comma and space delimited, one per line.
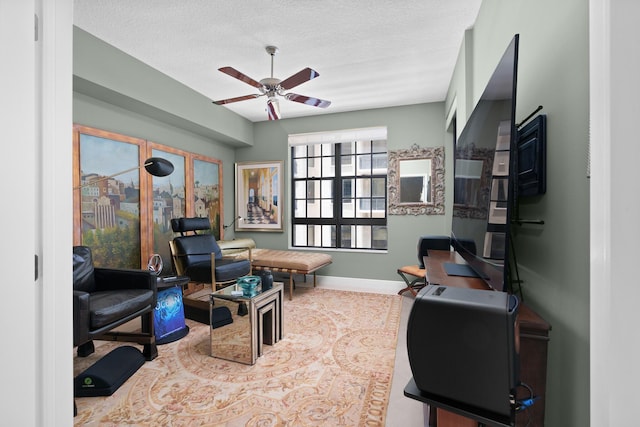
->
258, 269, 273, 290
237, 275, 261, 297
235, 161, 283, 232
154, 276, 190, 344
147, 254, 163, 276
153, 285, 189, 344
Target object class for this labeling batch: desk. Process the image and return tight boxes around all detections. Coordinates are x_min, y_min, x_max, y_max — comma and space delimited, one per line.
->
407, 251, 551, 427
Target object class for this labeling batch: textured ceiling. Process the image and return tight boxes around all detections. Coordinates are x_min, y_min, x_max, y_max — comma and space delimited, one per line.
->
73, 0, 482, 123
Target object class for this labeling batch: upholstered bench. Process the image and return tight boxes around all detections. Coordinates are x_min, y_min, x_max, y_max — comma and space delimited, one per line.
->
218, 239, 332, 300
251, 249, 332, 300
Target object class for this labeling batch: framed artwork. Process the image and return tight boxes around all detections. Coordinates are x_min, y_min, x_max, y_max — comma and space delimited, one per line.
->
148, 143, 187, 273
235, 161, 283, 231
73, 125, 147, 268
74, 124, 225, 270
192, 155, 223, 239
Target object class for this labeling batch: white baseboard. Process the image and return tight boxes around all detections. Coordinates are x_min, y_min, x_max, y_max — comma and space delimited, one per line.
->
286, 274, 406, 295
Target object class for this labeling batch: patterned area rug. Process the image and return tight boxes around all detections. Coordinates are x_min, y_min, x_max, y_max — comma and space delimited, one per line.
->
74, 287, 402, 426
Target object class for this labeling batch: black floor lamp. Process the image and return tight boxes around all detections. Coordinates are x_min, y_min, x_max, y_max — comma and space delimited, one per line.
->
75, 157, 174, 188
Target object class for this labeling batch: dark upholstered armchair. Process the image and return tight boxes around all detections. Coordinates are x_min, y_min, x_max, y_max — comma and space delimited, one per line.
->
169, 217, 252, 290
73, 246, 158, 361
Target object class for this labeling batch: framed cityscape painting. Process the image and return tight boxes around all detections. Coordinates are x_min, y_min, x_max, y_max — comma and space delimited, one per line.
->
148, 144, 186, 273
73, 124, 225, 269
73, 125, 146, 268
192, 154, 223, 239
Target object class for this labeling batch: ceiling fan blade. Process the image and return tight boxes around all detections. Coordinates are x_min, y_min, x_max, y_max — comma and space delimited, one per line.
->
213, 94, 261, 105
218, 66, 263, 89
279, 68, 320, 90
285, 93, 331, 108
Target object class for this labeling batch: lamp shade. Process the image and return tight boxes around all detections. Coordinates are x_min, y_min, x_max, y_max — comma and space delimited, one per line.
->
267, 98, 281, 121
144, 157, 174, 177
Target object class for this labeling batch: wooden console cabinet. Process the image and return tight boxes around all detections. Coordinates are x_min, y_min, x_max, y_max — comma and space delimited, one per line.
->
414, 251, 551, 427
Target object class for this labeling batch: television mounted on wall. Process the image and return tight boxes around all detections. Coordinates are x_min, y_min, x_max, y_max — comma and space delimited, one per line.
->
450, 34, 520, 293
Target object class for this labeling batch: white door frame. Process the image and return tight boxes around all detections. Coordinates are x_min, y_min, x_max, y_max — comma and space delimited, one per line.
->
0, 0, 73, 425
39, 0, 74, 424
590, 0, 640, 425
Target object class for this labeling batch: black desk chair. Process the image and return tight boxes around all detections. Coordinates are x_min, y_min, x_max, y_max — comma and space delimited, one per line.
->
397, 236, 451, 296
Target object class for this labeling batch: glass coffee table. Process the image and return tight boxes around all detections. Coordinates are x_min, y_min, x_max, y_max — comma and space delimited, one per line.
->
209, 282, 284, 365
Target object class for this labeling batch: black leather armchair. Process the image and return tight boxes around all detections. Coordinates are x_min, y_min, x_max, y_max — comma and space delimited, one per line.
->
73, 246, 158, 361
169, 217, 252, 290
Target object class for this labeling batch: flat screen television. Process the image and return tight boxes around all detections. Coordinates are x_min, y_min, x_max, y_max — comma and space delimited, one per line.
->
451, 34, 519, 292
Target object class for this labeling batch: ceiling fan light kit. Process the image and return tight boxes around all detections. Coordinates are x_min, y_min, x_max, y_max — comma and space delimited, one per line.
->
213, 45, 331, 120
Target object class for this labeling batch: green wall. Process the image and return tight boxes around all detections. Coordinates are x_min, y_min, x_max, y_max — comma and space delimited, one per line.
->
74, 87, 450, 282
446, 1, 590, 425
73, 27, 254, 147
73, 92, 240, 236
236, 103, 450, 281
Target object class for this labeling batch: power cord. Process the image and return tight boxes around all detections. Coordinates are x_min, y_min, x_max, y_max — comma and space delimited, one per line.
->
223, 216, 242, 230
515, 382, 538, 410
513, 382, 538, 427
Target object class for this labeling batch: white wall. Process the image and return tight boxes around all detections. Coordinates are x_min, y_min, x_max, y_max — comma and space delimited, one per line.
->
590, 1, 640, 425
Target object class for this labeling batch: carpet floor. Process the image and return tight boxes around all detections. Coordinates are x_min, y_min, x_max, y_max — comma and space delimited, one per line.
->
73, 287, 403, 426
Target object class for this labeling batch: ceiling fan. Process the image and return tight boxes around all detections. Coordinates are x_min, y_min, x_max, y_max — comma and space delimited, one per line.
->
213, 46, 331, 120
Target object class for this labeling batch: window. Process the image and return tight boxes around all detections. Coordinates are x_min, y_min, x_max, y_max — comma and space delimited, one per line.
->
290, 128, 387, 250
